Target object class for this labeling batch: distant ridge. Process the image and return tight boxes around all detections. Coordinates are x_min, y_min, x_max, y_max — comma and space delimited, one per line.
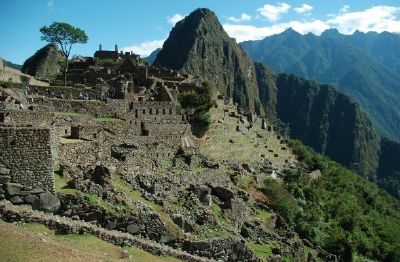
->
241, 28, 400, 142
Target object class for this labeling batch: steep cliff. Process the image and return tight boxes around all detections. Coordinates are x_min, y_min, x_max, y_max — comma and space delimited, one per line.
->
154, 8, 263, 114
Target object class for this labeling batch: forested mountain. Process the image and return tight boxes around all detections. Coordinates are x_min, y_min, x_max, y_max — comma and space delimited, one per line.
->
242, 29, 400, 142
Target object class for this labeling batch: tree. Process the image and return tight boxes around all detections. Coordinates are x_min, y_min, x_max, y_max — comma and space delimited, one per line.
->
40, 22, 88, 86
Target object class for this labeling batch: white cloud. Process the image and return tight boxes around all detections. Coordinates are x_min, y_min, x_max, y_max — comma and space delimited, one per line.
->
224, 20, 329, 42
327, 5, 400, 34
47, 0, 54, 13
223, 5, 400, 42
227, 13, 252, 23
340, 4, 350, 13
167, 13, 185, 26
257, 3, 291, 22
121, 40, 165, 57
294, 4, 313, 14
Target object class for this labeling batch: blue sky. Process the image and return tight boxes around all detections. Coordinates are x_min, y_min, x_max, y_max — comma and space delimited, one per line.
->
1, 0, 400, 64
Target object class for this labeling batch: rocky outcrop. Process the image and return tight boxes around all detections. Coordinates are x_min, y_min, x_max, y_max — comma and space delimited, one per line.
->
22, 43, 63, 80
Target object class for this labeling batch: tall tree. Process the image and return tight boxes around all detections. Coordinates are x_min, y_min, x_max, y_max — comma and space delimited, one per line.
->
40, 22, 88, 86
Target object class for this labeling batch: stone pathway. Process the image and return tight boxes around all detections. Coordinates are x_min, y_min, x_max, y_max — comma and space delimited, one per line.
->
0, 200, 214, 262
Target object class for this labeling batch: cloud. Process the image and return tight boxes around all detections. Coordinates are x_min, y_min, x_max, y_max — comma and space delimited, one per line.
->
327, 5, 400, 34
121, 40, 165, 57
294, 4, 313, 14
224, 20, 329, 42
167, 13, 185, 25
223, 5, 400, 42
340, 4, 350, 13
257, 3, 291, 22
227, 13, 252, 23
47, 0, 54, 13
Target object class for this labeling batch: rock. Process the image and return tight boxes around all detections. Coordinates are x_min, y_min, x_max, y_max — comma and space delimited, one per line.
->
19, 191, 32, 196
24, 195, 38, 204
0, 167, 10, 175
160, 235, 172, 243
5, 183, 24, 196
0, 175, 11, 184
0, 188, 5, 194
236, 126, 248, 135
189, 185, 211, 206
126, 224, 140, 234
211, 186, 234, 202
309, 170, 322, 180
106, 221, 116, 230
0, 194, 4, 200
63, 209, 72, 216
30, 188, 44, 194
32, 192, 60, 213
10, 196, 24, 204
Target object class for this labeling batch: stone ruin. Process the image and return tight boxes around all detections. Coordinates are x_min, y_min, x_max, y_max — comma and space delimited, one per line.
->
0, 46, 200, 209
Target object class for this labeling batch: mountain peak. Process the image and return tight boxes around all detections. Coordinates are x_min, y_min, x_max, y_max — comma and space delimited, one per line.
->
321, 28, 340, 37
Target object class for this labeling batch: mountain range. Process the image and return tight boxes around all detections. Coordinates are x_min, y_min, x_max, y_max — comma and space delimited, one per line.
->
154, 8, 400, 198
241, 28, 400, 142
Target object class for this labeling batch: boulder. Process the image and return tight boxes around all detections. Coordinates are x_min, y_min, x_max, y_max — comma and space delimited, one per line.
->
211, 186, 234, 202
0, 166, 10, 175
126, 224, 140, 234
32, 192, 60, 213
5, 183, 24, 196
24, 195, 38, 204
10, 196, 24, 204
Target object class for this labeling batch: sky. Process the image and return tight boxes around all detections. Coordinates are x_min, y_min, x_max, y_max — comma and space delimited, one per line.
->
1, 0, 400, 64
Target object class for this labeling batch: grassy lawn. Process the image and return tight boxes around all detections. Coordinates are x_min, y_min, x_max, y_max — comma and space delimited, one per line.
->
0, 220, 182, 262
247, 241, 274, 260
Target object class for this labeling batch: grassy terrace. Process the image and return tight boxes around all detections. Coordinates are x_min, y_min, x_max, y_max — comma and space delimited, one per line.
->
0, 220, 182, 262
199, 105, 294, 170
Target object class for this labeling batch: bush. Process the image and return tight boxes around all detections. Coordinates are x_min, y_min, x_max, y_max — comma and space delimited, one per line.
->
178, 83, 213, 136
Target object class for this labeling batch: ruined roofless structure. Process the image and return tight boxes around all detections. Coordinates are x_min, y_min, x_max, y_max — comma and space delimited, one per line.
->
94, 44, 140, 60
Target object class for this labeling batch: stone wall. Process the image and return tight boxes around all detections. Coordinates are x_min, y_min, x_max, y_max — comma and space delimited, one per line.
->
0, 127, 54, 192
0, 66, 49, 86
1, 108, 54, 126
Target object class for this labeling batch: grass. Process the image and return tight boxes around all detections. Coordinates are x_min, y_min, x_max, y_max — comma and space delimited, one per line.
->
254, 209, 273, 221
247, 241, 274, 260
54, 172, 79, 195
0, 220, 182, 262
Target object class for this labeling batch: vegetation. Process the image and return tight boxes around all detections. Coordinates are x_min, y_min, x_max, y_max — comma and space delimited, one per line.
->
40, 22, 88, 86
178, 82, 212, 136
262, 140, 400, 261
0, 220, 182, 262
242, 29, 400, 142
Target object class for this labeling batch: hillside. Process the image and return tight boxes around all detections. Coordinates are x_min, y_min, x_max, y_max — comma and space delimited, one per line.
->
154, 8, 400, 194
144, 48, 161, 65
0, 57, 22, 70
241, 29, 400, 142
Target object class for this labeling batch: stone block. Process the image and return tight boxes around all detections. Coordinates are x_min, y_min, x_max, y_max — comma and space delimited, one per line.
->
126, 224, 140, 234
10, 196, 24, 205
0, 176, 11, 184
0, 167, 10, 175
32, 192, 60, 213
24, 195, 38, 204
30, 188, 44, 194
5, 183, 24, 196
